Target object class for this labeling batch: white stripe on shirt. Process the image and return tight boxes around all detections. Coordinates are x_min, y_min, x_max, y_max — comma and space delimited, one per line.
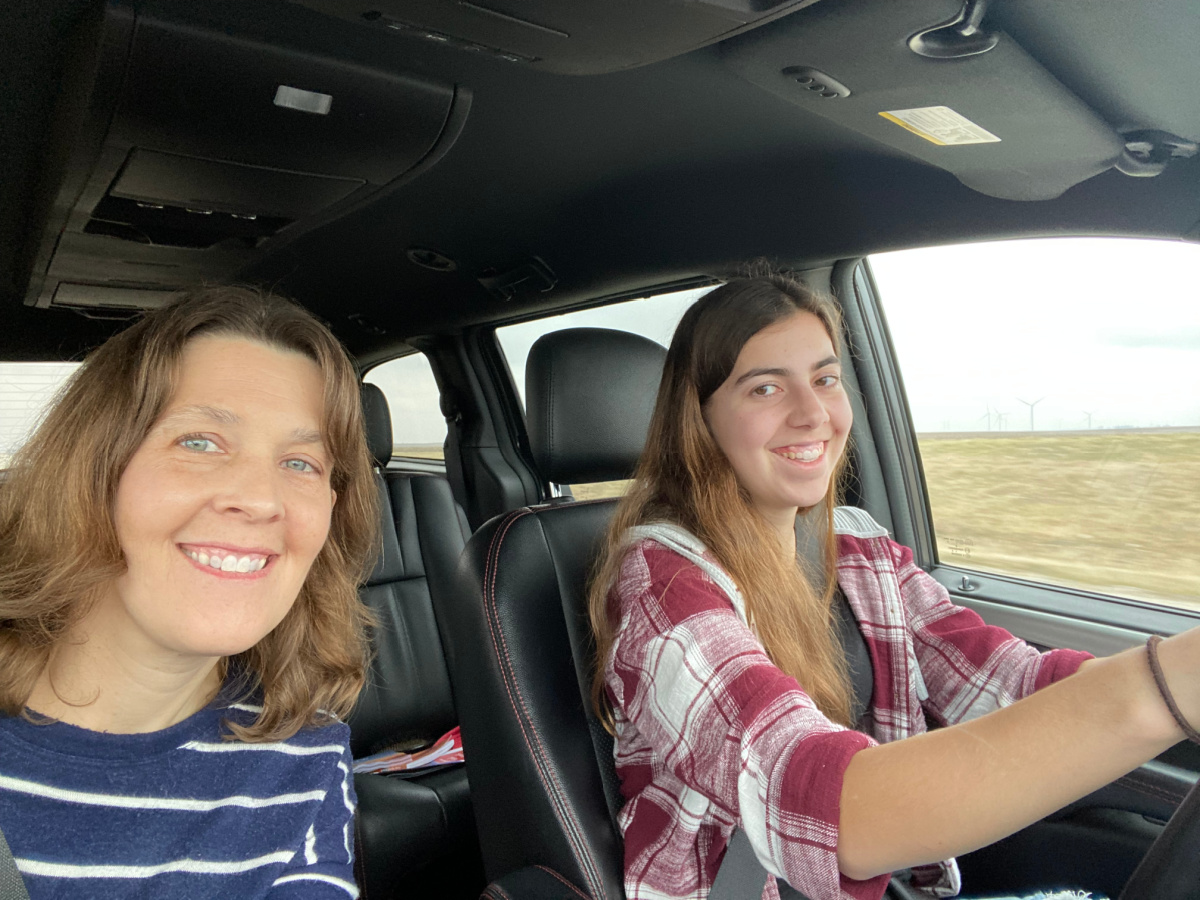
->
0, 773, 324, 811
304, 825, 318, 865
178, 740, 346, 756
336, 761, 354, 813
16, 851, 294, 879
273, 872, 360, 897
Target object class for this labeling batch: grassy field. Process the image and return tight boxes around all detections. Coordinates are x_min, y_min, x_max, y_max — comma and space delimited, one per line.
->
401, 434, 1200, 611
919, 431, 1200, 610
392, 444, 445, 460
571, 480, 630, 501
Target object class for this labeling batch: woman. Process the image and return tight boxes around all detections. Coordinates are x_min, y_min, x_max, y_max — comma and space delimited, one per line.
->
588, 272, 1200, 900
0, 286, 380, 898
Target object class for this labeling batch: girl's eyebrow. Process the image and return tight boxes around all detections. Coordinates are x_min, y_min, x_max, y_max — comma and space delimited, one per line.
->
733, 356, 840, 386
734, 366, 789, 385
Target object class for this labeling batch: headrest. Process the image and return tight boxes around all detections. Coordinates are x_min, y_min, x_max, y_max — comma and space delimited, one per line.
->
525, 327, 667, 485
360, 382, 393, 469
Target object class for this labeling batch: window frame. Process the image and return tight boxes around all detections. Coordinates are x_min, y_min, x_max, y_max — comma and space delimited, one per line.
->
360, 348, 448, 471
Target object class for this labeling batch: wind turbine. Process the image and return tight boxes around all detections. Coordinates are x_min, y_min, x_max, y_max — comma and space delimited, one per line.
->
978, 404, 993, 431
1084, 410, 1095, 429
1017, 397, 1044, 431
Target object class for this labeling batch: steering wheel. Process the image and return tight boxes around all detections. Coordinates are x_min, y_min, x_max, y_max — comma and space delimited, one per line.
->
1118, 775, 1200, 899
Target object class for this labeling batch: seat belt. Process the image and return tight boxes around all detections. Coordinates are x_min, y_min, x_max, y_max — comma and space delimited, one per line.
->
712, 829, 919, 900
0, 826, 30, 900
710, 829, 815, 900
442, 410, 471, 520
710, 829, 773, 900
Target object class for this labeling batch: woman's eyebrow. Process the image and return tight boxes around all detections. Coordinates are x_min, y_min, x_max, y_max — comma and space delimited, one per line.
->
813, 355, 840, 370
160, 406, 324, 446
160, 404, 239, 426
291, 427, 325, 446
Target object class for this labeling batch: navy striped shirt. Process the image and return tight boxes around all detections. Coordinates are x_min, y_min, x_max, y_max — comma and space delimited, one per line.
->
0, 698, 358, 899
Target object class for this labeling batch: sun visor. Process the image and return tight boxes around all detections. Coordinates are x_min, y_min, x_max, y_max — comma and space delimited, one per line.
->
721, 0, 1124, 201
24, 2, 469, 311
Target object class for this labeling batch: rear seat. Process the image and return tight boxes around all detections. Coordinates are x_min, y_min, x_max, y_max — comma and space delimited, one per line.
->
348, 384, 483, 899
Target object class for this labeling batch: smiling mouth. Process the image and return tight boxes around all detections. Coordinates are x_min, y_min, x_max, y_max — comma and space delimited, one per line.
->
179, 545, 271, 574
773, 443, 826, 463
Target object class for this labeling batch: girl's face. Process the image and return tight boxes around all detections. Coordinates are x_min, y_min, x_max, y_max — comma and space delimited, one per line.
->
104, 335, 335, 662
703, 311, 852, 533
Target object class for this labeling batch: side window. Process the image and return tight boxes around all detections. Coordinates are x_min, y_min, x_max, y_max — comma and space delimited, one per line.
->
0, 363, 81, 468
363, 352, 446, 462
495, 285, 713, 498
869, 237, 1200, 612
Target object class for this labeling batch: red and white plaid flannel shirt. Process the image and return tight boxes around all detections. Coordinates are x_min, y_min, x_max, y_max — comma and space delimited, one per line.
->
605, 508, 1092, 900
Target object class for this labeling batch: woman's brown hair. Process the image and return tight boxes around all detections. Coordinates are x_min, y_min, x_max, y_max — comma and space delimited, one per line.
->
588, 270, 854, 729
0, 285, 380, 742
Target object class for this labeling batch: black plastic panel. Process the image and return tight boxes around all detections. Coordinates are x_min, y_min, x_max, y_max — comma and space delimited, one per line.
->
24, 1, 465, 310
291, 0, 824, 75
119, 16, 454, 184
958, 808, 1159, 897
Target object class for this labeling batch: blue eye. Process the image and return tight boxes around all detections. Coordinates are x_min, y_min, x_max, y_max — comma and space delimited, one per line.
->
180, 437, 219, 453
283, 458, 316, 473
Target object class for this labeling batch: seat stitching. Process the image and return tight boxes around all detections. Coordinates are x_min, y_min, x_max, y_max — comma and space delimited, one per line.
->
534, 865, 592, 900
1116, 770, 1190, 805
480, 510, 609, 900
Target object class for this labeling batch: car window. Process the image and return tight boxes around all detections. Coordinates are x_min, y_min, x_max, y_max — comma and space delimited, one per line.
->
363, 352, 446, 461
496, 285, 713, 499
0, 363, 81, 468
869, 237, 1200, 612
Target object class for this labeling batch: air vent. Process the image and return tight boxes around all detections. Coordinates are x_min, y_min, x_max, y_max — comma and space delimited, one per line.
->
85, 196, 291, 249
360, 10, 539, 63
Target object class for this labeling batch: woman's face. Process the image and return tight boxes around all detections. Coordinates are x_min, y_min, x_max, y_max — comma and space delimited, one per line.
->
106, 335, 335, 661
704, 311, 852, 531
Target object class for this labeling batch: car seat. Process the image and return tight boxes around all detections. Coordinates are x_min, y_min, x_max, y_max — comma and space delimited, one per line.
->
348, 384, 484, 899
442, 328, 667, 899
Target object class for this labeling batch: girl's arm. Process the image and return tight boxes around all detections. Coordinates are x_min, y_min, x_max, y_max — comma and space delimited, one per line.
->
837, 628, 1200, 880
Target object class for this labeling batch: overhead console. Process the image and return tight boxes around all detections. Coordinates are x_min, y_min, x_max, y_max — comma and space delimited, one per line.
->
26, 1, 469, 312
287, 0, 824, 75
722, 0, 1134, 201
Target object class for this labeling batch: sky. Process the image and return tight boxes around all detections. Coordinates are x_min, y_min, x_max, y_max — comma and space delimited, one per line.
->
871, 237, 1200, 432
4, 236, 1199, 456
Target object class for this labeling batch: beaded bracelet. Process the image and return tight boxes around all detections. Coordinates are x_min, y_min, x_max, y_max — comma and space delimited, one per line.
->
1145, 635, 1200, 745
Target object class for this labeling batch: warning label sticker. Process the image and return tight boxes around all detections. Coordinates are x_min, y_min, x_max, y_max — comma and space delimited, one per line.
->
879, 106, 1000, 146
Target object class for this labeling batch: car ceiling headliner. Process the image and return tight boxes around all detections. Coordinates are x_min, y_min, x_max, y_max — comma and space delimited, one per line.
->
2, 0, 1199, 362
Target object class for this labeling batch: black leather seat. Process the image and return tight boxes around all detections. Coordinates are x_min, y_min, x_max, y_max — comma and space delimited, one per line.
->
349, 384, 484, 899
443, 328, 668, 899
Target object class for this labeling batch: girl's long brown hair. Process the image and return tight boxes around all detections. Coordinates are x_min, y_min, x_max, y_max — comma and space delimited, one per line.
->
0, 286, 380, 742
588, 271, 854, 730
